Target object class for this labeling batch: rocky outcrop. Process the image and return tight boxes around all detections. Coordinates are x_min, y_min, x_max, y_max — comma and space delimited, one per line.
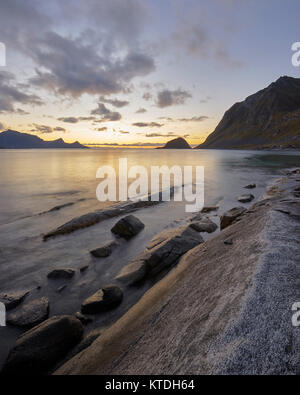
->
7, 297, 49, 329
90, 241, 117, 258
238, 194, 255, 203
158, 137, 191, 149
0, 291, 29, 311
2, 315, 83, 375
81, 285, 123, 314
196, 76, 300, 149
116, 224, 203, 285
111, 215, 145, 240
220, 207, 246, 230
47, 268, 76, 280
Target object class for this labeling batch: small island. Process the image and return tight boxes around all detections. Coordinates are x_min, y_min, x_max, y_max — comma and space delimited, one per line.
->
157, 137, 191, 149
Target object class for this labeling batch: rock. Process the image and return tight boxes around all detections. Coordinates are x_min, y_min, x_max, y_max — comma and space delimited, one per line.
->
224, 238, 233, 245
220, 207, 247, 230
56, 285, 67, 293
67, 329, 102, 360
81, 284, 123, 314
0, 291, 29, 311
116, 225, 203, 285
111, 215, 145, 239
201, 206, 218, 213
244, 184, 256, 189
2, 315, 84, 375
80, 265, 89, 273
115, 260, 147, 285
189, 218, 218, 233
238, 194, 255, 203
47, 268, 76, 280
7, 297, 49, 329
75, 312, 93, 325
90, 241, 117, 258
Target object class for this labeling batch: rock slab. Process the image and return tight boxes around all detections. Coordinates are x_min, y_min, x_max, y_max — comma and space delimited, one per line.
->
0, 291, 29, 311
220, 207, 247, 230
111, 215, 145, 239
81, 284, 123, 314
7, 297, 49, 329
47, 268, 76, 280
90, 241, 117, 258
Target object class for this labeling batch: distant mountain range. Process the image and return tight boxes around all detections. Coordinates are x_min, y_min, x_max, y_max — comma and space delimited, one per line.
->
0, 130, 87, 149
158, 137, 191, 149
197, 76, 300, 149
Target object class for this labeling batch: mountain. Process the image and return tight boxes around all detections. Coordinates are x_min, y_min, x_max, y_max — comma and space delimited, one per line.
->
197, 76, 300, 149
0, 130, 87, 149
158, 137, 191, 149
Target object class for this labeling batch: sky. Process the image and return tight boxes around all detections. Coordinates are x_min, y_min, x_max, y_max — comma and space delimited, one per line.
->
0, 0, 300, 147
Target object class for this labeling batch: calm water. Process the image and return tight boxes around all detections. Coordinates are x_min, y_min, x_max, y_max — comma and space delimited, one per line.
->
0, 148, 299, 369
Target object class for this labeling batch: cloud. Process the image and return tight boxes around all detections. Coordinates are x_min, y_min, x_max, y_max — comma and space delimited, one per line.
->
132, 122, 164, 128
0, 72, 43, 113
177, 116, 209, 122
136, 108, 147, 113
119, 130, 130, 134
58, 116, 96, 123
54, 126, 66, 132
0, 122, 4, 131
156, 89, 192, 108
91, 103, 122, 122
94, 127, 108, 132
145, 132, 189, 138
30, 124, 54, 134
143, 92, 153, 101
29, 31, 155, 98
99, 96, 129, 108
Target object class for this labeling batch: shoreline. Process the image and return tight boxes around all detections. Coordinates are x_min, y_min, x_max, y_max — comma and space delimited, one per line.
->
56, 170, 300, 375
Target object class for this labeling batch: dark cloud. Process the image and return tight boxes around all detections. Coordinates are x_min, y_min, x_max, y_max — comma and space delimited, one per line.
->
94, 127, 108, 132
30, 124, 54, 134
136, 108, 147, 113
29, 32, 155, 98
177, 116, 209, 122
53, 126, 66, 132
132, 122, 163, 128
145, 132, 189, 138
58, 116, 96, 123
156, 89, 192, 108
0, 72, 43, 113
91, 103, 122, 122
99, 96, 129, 108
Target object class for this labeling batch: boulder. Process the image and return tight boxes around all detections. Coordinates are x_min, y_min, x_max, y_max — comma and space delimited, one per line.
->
2, 315, 84, 375
90, 241, 117, 258
201, 206, 218, 213
81, 284, 123, 314
47, 268, 76, 280
189, 218, 218, 233
238, 194, 255, 203
0, 291, 29, 311
111, 215, 145, 239
7, 297, 49, 329
244, 184, 256, 189
116, 225, 203, 285
75, 312, 93, 325
220, 207, 246, 230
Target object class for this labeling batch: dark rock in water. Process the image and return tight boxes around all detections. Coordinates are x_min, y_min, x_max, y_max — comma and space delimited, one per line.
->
189, 218, 218, 233
90, 241, 117, 258
224, 238, 233, 245
111, 215, 145, 240
80, 265, 89, 273
2, 315, 84, 375
67, 329, 102, 359
115, 260, 147, 285
244, 184, 256, 189
220, 207, 247, 230
75, 312, 93, 325
81, 284, 123, 314
116, 225, 203, 285
238, 194, 255, 203
56, 285, 67, 293
158, 137, 191, 149
201, 206, 218, 213
7, 297, 49, 329
0, 291, 29, 311
47, 268, 76, 280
